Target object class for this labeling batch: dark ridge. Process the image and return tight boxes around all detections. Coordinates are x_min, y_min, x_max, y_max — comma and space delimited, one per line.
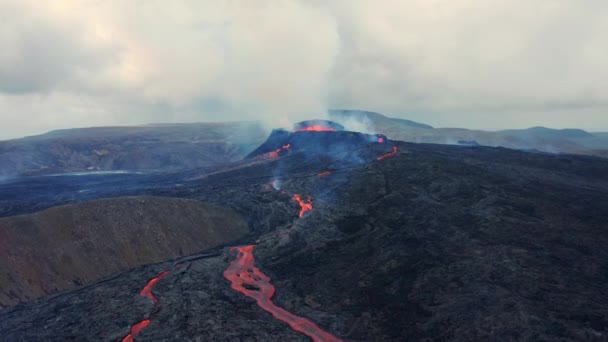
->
245, 129, 387, 159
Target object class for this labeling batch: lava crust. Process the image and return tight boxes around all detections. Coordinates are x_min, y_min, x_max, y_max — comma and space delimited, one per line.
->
1, 129, 608, 341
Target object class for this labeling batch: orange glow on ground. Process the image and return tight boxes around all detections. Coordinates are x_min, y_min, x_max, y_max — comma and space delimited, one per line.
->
224, 245, 343, 342
317, 171, 332, 177
377, 146, 398, 160
378, 137, 385, 143
293, 125, 337, 132
265, 144, 291, 159
139, 271, 168, 303
121, 319, 151, 342
292, 194, 313, 217
121, 270, 168, 341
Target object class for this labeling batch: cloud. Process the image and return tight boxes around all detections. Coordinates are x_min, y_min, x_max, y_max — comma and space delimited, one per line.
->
1, 0, 607, 139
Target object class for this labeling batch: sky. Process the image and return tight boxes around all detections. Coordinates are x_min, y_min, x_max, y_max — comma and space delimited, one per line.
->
1, 0, 607, 139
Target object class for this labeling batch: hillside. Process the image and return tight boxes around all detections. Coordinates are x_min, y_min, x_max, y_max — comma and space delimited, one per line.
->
329, 109, 608, 157
0, 196, 248, 307
0, 121, 268, 177
1, 128, 607, 341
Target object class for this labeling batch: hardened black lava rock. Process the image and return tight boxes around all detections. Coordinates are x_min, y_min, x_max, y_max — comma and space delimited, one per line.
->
1, 131, 608, 341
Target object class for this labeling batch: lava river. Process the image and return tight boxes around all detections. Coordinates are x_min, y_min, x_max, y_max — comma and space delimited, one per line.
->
224, 245, 343, 342
222, 137, 399, 341
121, 270, 168, 342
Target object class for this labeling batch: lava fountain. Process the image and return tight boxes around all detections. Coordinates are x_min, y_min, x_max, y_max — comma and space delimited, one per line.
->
224, 245, 343, 342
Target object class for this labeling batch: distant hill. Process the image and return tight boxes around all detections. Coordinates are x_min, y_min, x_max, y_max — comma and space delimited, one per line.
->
328, 109, 608, 157
329, 109, 433, 129
0, 122, 268, 177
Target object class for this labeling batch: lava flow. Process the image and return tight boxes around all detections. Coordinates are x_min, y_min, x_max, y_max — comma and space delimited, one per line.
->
121, 270, 168, 341
292, 194, 313, 217
317, 171, 332, 177
265, 144, 291, 159
121, 319, 151, 342
140, 271, 168, 303
224, 245, 343, 342
377, 146, 398, 160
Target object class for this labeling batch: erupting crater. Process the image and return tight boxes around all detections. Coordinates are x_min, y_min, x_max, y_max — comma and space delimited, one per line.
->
224, 245, 343, 342
292, 120, 344, 132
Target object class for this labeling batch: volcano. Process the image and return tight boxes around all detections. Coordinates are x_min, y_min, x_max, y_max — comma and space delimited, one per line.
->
1, 124, 608, 341
292, 120, 345, 132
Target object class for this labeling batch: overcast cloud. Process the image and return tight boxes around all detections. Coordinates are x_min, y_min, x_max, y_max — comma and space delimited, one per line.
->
1, 0, 607, 139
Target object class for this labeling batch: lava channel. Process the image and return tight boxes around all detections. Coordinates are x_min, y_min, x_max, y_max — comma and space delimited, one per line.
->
317, 171, 332, 177
265, 144, 291, 159
292, 194, 313, 218
140, 271, 168, 303
377, 146, 398, 160
121, 270, 168, 341
224, 245, 343, 342
121, 319, 150, 342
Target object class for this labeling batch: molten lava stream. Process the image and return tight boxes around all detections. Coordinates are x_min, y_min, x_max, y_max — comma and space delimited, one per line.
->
224, 245, 343, 342
140, 271, 169, 303
121, 319, 150, 342
121, 270, 168, 341
292, 194, 313, 217
264, 144, 291, 159
377, 146, 398, 160
317, 171, 332, 177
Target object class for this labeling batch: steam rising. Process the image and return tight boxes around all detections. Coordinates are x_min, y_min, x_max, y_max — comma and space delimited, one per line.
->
1, 1, 608, 139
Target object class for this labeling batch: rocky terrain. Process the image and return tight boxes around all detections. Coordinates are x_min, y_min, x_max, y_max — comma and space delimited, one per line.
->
0, 121, 267, 177
0, 196, 248, 306
329, 109, 608, 157
3, 110, 607, 179
1, 126, 607, 341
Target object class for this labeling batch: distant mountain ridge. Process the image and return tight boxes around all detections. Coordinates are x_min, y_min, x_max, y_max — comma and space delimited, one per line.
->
1, 111, 606, 178
0, 121, 268, 177
328, 109, 608, 158
329, 109, 433, 129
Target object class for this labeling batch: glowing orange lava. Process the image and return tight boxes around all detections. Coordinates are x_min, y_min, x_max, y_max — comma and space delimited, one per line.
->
317, 171, 332, 177
293, 125, 337, 132
377, 146, 398, 160
378, 137, 385, 143
140, 271, 168, 303
224, 245, 343, 342
266, 144, 291, 159
121, 270, 168, 341
292, 194, 313, 217
121, 319, 150, 342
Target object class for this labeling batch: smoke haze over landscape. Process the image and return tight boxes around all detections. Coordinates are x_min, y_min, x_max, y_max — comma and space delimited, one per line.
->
1, 0, 608, 139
